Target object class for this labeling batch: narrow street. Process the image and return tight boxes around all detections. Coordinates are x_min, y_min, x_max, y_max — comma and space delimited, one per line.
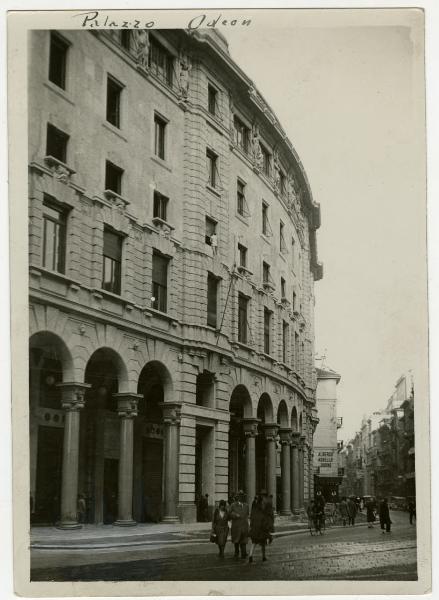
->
31, 510, 417, 581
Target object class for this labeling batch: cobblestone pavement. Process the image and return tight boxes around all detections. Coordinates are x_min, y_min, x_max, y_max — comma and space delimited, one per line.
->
31, 511, 417, 581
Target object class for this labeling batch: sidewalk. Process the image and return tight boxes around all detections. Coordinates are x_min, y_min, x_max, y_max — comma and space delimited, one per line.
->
31, 515, 310, 550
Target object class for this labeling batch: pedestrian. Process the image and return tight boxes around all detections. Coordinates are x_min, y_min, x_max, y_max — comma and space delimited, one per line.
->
365, 498, 375, 528
347, 496, 357, 526
229, 490, 249, 559
408, 499, 416, 525
338, 497, 349, 527
313, 498, 325, 534
211, 500, 229, 558
379, 497, 392, 533
198, 493, 209, 522
248, 494, 270, 562
77, 493, 86, 524
263, 492, 275, 544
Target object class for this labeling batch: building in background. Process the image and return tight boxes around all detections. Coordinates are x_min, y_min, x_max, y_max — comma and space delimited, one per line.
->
338, 373, 415, 501
28, 29, 322, 528
313, 364, 342, 501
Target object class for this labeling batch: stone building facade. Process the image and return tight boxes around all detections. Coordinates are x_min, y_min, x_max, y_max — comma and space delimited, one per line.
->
313, 365, 342, 500
338, 374, 415, 501
28, 28, 322, 528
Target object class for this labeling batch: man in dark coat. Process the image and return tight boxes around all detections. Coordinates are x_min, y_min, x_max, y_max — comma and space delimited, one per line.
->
347, 496, 357, 526
229, 490, 249, 558
379, 497, 392, 533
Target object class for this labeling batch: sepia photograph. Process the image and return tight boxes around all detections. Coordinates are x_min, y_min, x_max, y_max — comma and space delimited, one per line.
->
7, 6, 431, 597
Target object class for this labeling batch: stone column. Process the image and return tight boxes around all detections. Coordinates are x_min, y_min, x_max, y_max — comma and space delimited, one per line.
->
279, 428, 292, 515
291, 432, 300, 513
263, 423, 279, 511
161, 403, 182, 523
114, 393, 141, 526
57, 383, 90, 529
299, 435, 306, 508
242, 419, 259, 504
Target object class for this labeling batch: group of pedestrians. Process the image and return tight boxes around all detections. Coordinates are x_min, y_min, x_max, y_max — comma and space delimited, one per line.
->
210, 490, 274, 562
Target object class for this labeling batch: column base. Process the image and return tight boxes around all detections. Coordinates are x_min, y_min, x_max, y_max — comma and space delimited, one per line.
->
161, 515, 180, 524
280, 510, 292, 516
113, 519, 137, 527
292, 508, 301, 515
56, 520, 82, 530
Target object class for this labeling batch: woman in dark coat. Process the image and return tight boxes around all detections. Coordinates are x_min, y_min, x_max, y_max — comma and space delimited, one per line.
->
248, 495, 270, 563
211, 500, 229, 557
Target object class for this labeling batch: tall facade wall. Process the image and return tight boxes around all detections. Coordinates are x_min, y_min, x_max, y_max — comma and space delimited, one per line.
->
28, 28, 322, 527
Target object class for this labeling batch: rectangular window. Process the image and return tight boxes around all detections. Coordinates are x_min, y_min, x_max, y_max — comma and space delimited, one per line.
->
154, 114, 166, 160
264, 308, 271, 355
283, 321, 289, 363
281, 277, 286, 299
207, 273, 218, 328
102, 227, 122, 295
293, 291, 297, 311
261, 145, 271, 177
46, 123, 69, 163
208, 84, 217, 116
238, 293, 248, 344
120, 30, 131, 50
106, 76, 123, 128
48, 32, 68, 89
234, 116, 249, 153
149, 37, 173, 86
205, 217, 217, 245
262, 261, 270, 284
152, 251, 169, 312
206, 148, 217, 188
262, 202, 268, 236
280, 221, 287, 253
237, 180, 246, 216
153, 191, 168, 221
42, 195, 67, 274
238, 243, 247, 268
291, 237, 296, 268
105, 160, 123, 194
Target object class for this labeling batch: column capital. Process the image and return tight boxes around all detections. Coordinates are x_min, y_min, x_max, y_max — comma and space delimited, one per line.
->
57, 382, 91, 411
279, 427, 292, 445
160, 402, 182, 424
242, 418, 260, 437
263, 422, 279, 441
114, 393, 142, 419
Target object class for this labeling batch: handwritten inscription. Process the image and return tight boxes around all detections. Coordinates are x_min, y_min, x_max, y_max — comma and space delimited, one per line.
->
74, 11, 252, 30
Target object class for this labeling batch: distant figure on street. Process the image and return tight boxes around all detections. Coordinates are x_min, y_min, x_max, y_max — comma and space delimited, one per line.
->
408, 499, 416, 525
248, 494, 271, 562
365, 498, 376, 528
315, 490, 326, 513
338, 497, 349, 527
77, 494, 86, 524
211, 500, 229, 558
229, 490, 249, 559
199, 494, 209, 522
379, 497, 392, 533
263, 492, 275, 544
347, 496, 358, 526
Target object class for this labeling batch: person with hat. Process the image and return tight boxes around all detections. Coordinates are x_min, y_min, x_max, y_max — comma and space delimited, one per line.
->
229, 490, 250, 558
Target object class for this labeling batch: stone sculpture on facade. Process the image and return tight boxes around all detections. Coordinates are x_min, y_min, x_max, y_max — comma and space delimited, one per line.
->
178, 51, 191, 101
134, 30, 150, 69
251, 123, 264, 170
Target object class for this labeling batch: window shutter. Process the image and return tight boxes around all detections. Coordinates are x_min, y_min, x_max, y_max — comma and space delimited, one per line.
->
104, 229, 122, 261
152, 253, 168, 286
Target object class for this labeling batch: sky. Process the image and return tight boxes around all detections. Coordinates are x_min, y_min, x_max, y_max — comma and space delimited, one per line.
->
222, 11, 427, 441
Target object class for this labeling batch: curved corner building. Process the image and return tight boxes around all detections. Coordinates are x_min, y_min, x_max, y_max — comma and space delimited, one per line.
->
28, 28, 323, 527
